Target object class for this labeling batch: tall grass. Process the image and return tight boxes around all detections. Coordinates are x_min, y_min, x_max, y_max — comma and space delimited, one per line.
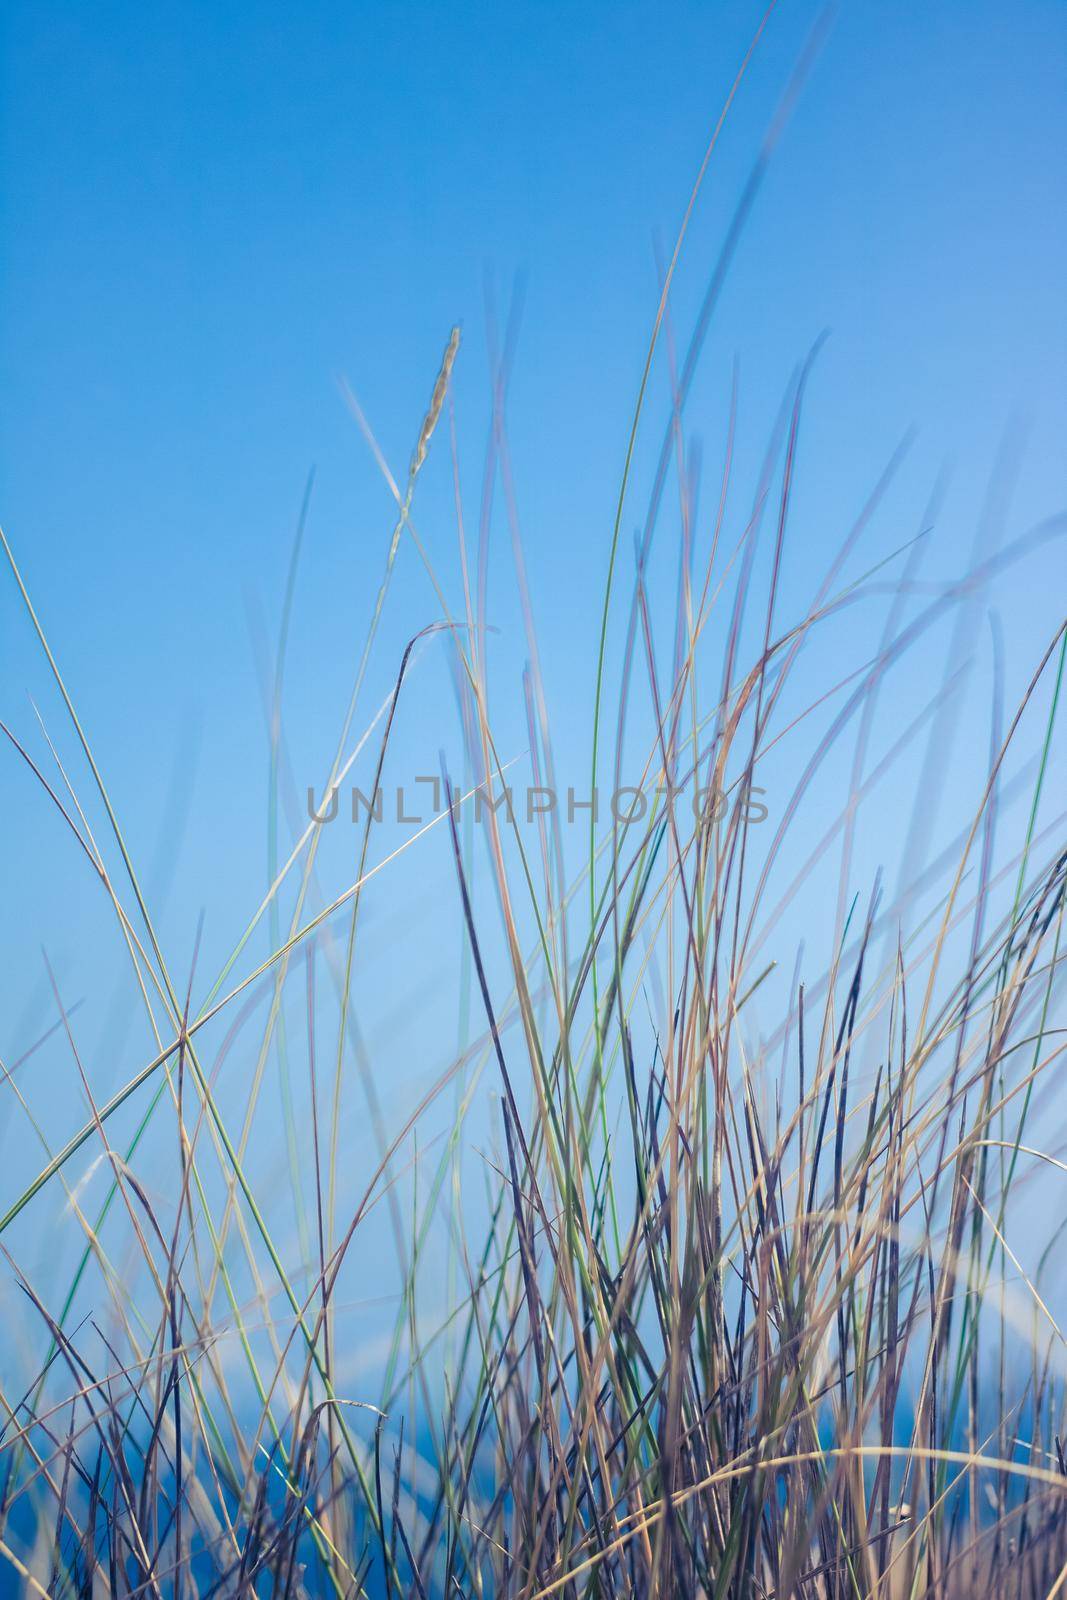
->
2, 129, 1067, 1600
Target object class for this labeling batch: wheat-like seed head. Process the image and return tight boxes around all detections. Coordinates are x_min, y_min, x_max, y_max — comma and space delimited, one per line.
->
410, 324, 461, 480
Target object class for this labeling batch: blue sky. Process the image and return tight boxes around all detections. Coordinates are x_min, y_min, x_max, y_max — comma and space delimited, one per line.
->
1, 1, 1065, 1286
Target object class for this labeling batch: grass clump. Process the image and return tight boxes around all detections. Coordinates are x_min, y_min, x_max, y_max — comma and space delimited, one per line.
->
1, 107, 1066, 1600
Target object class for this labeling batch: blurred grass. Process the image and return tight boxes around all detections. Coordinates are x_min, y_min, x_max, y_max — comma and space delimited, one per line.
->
2, 53, 1067, 1599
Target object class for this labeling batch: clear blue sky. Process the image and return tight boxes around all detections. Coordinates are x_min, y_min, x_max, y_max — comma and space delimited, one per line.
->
1, 1, 1065, 1282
